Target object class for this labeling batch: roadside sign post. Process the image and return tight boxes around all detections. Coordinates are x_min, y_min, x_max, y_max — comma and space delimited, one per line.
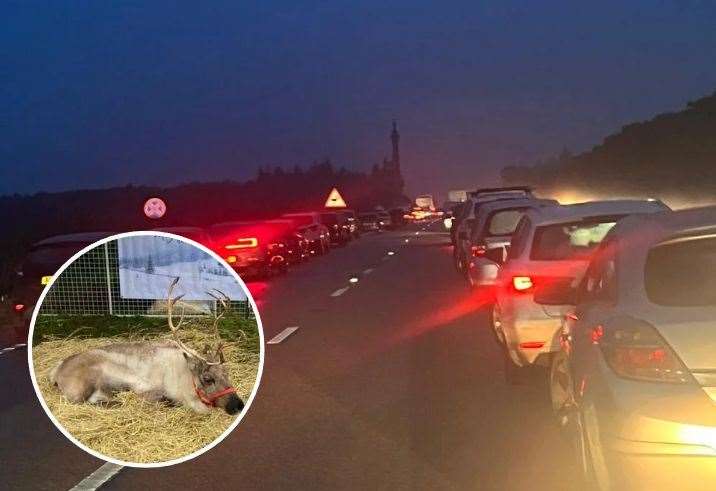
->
324, 188, 347, 208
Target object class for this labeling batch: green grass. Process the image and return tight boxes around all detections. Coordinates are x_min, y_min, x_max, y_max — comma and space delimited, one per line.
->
33, 313, 260, 353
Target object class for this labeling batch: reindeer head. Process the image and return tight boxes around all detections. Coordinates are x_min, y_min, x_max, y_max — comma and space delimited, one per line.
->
167, 277, 244, 415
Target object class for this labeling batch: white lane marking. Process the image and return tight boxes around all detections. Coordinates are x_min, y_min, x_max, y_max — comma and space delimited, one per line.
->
330, 286, 350, 297
381, 256, 390, 261
267, 326, 300, 345
0, 343, 27, 356
69, 462, 124, 491
363, 268, 374, 275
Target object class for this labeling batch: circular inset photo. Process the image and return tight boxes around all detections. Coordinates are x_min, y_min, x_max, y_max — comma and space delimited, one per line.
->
27, 232, 264, 467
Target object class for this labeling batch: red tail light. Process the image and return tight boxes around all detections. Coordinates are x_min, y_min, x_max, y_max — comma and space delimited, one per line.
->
519, 341, 545, 349
225, 237, 259, 250
512, 276, 534, 292
471, 245, 486, 257
13, 303, 26, 313
594, 317, 691, 384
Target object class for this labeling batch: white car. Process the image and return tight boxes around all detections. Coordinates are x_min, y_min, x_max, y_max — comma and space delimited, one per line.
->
542, 206, 716, 490
464, 197, 558, 287
452, 187, 534, 273
493, 200, 668, 381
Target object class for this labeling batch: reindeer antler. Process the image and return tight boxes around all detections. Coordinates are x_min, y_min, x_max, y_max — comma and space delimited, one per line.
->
167, 277, 222, 365
206, 288, 231, 364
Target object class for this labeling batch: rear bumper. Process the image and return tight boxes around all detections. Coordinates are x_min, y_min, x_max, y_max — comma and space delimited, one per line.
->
602, 427, 716, 490
501, 298, 562, 365
467, 258, 500, 286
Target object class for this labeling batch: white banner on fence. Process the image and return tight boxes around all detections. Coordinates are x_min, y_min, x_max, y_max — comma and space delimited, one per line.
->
117, 236, 246, 301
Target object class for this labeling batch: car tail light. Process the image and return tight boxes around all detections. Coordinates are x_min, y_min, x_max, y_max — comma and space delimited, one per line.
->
226, 255, 237, 264
225, 237, 258, 250
471, 245, 486, 257
595, 317, 691, 384
13, 303, 26, 313
512, 276, 534, 292
519, 341, 544, 349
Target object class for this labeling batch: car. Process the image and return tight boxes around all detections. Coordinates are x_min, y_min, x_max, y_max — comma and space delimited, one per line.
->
452, 187, 535, 272
8, 231, 115, 340
540, 206, 716, 490
319, 211, 351, 245
464, 198, 558, 288
209, 221, 289, 278
492, 199, 669, 382
153, 226, 214, 249
282, 212, 331, 255
388, 207, 407, 228
338, 209, 361, 239
359, 212, 381, 232
264, 219, 310, 265
376, 210, 392, 230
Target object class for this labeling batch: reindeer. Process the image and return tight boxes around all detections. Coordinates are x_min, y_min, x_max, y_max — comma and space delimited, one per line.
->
49, 278, 244, 415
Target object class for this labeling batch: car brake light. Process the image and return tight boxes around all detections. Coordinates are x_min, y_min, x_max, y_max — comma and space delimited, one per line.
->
226, 255, 237, 264
13, 303, 26, 312
471, 245, 486, 257
512, 276, 534, 292
595, 317, 691, 384
225, 237, 258, 250
519, 341, 544, 349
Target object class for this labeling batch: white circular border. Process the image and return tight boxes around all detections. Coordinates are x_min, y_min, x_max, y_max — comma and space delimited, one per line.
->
27, 231, 265, 468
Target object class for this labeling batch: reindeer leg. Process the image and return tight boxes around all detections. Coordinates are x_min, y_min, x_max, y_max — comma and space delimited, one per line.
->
87, 389, 120, 407
137, 389, 179, 407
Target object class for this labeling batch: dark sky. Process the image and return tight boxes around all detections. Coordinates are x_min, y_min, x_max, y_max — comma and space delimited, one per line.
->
4, 1, 716, 200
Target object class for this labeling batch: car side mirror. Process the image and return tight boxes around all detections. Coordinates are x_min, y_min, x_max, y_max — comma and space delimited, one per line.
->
534, 280, 577, 305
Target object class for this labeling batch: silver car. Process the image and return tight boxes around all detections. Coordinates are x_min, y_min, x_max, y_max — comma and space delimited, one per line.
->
540, 206, 716, 490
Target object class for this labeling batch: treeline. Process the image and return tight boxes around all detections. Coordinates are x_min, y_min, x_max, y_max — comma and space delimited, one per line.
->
502, 90, 716, 200
0, 160, 406, 293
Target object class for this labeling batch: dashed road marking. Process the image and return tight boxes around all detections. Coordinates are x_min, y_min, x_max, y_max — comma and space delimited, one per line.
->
0, 343, 27, 356
363, 268, 374, 275
267, 326, 300, 344
69, 462, 124, 491
330, 286, 350, 297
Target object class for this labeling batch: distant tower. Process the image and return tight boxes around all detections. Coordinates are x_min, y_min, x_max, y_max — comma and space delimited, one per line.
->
390, 120, 400, 172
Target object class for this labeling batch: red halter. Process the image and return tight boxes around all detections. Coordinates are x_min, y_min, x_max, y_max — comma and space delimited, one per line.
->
193, 380, 238, 407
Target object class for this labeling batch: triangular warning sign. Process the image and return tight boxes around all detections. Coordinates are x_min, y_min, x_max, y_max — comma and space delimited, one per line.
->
324, 187, 347, 208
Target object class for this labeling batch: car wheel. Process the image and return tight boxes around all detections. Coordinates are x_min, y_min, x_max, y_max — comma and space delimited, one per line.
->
491, 304, 506, 345
503, 345, 527, 385
549, 350, 575, 425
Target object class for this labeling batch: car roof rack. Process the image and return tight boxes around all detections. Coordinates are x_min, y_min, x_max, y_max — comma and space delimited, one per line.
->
468, 186, 532, 197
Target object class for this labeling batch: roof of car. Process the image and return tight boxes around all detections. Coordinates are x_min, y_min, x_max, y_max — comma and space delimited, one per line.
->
525, 200, 668, 226
34, 231, 115, 247
610, 205, 716, 240
475, 197, 558, 216
154, 226, 206, 233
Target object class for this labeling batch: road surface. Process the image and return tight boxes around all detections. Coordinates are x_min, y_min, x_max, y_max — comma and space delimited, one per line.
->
1, 222, 580, 490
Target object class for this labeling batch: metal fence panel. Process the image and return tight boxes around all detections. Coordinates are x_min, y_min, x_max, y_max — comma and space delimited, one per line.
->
41, 240, 253, 318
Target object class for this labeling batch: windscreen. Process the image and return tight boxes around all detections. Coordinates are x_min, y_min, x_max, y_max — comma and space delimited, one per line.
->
531, 218, 618, 260
646, 237, 716, 306
320, 214, 338, 225
486, 208, 527, 237
25, 243, 93, 273
284, 215, 313, 226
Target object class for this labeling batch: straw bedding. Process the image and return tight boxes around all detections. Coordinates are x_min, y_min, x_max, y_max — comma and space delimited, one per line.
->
32, 329, 259, 464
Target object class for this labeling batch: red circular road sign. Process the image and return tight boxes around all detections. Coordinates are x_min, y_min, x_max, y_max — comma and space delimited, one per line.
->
143, 197, 167, 219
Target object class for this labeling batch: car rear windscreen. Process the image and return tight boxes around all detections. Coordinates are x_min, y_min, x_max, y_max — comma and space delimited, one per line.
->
645, 236, 716, 306
285, 215, 313, 226
486, 208, 528, 237
531, 219, 618, 260
25, 243, 95, 273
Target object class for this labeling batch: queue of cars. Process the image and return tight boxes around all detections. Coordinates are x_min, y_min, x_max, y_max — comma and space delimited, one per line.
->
450, 187, 715, 489
7, 207, 399, 341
